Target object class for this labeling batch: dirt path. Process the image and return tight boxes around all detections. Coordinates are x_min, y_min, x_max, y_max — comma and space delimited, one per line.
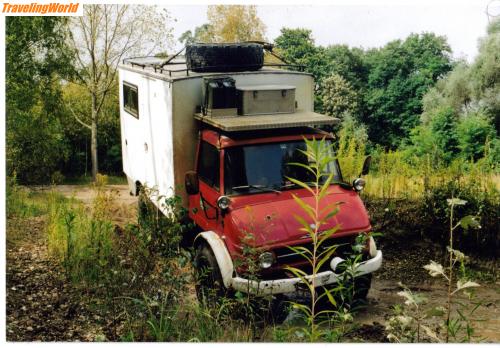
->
49, 184, 137, 206
354, 277, 500, 342
6, 217, 103, 341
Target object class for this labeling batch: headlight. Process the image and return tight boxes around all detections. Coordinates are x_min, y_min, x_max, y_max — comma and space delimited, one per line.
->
217, 195, 231, 210
353, 178, 366, 191
259, 252, 275, 269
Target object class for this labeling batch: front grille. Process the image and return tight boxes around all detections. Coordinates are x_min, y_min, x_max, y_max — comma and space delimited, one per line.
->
274, 234, 358, 265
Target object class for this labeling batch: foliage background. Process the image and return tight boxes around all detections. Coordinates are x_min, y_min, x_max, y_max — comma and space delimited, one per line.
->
5, 6, 499, 186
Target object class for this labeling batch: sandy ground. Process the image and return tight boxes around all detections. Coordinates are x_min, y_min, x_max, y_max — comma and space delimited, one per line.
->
40, 184, 138, 206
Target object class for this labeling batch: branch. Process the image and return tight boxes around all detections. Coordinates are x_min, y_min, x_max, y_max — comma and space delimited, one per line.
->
67, 101, 92, 130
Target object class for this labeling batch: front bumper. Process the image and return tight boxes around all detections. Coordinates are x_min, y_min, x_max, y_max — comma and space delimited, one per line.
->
229, 249, 383, 295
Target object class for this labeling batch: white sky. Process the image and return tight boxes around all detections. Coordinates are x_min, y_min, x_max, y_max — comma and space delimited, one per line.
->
165, 0, 500, 62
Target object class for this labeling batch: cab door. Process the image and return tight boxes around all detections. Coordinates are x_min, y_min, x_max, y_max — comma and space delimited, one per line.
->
189, 140, 223, 232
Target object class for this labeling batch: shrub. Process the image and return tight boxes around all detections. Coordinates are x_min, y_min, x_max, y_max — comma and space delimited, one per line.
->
421, 180, 499, 257
456, 112, 497, 162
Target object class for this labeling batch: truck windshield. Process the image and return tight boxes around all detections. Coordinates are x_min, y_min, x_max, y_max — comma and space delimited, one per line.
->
224, 140, 342, 195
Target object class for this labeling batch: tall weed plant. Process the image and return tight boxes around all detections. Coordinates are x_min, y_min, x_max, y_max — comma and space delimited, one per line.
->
46, 174, 118, 284
386, 197, 482, 343
285, 137, 362, 342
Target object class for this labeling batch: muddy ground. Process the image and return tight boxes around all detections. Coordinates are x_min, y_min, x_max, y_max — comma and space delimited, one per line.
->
6, 185, 500, 342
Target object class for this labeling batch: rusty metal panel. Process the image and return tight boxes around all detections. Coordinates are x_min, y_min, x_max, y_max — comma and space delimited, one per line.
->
194, 110, 339, 132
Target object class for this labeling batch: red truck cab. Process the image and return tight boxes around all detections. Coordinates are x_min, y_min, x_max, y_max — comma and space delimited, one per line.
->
186, 127, 382, 298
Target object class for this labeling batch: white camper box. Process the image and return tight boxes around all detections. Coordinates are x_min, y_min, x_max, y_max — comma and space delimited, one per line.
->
118, 58, 317, 214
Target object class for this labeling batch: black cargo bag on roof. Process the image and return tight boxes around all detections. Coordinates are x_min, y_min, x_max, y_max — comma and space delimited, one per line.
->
186, 43, 264, 73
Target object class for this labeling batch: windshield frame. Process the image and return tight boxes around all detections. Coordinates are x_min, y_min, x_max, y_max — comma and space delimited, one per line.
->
222, 139, 344, 197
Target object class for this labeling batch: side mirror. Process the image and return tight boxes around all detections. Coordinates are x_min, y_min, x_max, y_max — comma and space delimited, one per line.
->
361, 155, 372, 176
185, 171, 199, 195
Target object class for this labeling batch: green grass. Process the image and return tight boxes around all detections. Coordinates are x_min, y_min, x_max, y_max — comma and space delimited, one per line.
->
62, 174, 127, 185
46, 176, 119, 285
7, 178, 55, 218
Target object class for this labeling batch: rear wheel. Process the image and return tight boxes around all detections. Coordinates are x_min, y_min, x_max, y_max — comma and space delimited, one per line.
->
137, 189, 151, 227
194, 243, 227, 306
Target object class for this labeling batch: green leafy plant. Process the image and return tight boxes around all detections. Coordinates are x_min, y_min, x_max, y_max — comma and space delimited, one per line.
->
387, 196, 483, 343
423, 197, 481, 342
385, 284, 432, 343
283, 137, 350, 341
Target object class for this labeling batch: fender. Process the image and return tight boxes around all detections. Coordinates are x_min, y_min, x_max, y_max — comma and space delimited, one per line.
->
195, 231, 234, 288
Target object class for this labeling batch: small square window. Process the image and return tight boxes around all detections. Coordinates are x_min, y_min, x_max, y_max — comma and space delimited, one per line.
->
123, 82, 139, 118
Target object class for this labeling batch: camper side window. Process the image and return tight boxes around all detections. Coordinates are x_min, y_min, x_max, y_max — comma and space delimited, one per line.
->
123, 82, 139, 118
198, 141, 220, 191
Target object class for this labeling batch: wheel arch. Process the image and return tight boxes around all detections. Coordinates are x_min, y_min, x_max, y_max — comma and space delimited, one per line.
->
194, 231, 234, 288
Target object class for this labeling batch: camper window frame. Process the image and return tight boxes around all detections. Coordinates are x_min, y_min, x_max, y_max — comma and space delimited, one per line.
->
123, 81, 139, 118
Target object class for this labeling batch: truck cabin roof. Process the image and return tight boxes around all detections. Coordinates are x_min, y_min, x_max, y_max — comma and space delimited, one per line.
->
200, 127, 334, 149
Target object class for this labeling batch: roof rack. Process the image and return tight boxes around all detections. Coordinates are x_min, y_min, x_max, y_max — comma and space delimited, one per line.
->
121, 43, 305, 77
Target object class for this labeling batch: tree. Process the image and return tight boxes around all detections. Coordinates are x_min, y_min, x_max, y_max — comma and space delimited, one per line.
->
322, 73, 360, 119
274, 29, 368, 112
61, 82, 121, 177
323, 45, 367, 92
274, 28, 317, 65
203, 5, 266, 43
68, 4, 173, 180
363, 33, 452, 148
469, 19, 500, 132
408, 20, 500, 165
178, 24, 211, 45
420, 62, 472, 124
6, 17, 74, 183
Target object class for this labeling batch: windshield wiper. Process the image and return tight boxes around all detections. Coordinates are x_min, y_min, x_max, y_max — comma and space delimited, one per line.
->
281, 181, 353, 190
280, 183, 299, 189
232, 184, 281, 194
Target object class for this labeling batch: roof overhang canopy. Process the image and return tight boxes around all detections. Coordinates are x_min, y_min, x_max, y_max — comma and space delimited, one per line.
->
194, 110, 339, 132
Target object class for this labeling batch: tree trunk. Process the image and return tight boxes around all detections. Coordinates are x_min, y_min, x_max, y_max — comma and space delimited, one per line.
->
91, 93, 98, 181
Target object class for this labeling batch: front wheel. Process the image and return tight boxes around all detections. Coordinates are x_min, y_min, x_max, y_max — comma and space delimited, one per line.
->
317, 274, 372, 310
194, 243, 227, 306
352, 274, 372, 302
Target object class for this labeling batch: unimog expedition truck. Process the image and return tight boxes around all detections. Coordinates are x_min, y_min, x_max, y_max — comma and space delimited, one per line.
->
118, 43, 382, 304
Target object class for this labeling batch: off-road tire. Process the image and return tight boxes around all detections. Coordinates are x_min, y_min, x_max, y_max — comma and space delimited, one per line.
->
352, 274, 372, 303
194, 243, 227, 306
186, 43, 264, 72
